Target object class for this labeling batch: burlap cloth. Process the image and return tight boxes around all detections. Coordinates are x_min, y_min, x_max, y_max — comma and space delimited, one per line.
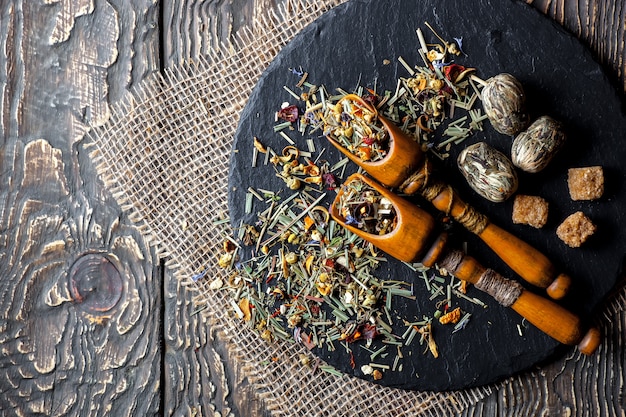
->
88, 0, 626, 415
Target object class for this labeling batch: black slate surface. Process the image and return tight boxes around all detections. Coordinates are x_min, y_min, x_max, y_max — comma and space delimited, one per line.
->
228, 0, 626, 391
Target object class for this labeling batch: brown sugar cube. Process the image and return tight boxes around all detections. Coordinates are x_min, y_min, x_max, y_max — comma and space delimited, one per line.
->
512, 195, 549, 228
567, 166, 604, 201
556, 211, 596, 248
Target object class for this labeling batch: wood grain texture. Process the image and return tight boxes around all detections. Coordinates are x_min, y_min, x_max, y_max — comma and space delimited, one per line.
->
3, 0, 620, 415
528, 0, 626, 91
0, 138, 160, 416
160, 0, 626, 416
162, 0, 288, 66
162, 272, 237, 416
0, 0, 163, 416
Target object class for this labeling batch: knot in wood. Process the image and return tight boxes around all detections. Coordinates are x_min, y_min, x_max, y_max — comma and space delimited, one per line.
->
69, 253, 123, 314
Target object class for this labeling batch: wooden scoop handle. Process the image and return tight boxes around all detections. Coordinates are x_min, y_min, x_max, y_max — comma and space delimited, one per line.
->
324, 94, 571, 299
436, 249, 600, 354
427, 181, 571, 300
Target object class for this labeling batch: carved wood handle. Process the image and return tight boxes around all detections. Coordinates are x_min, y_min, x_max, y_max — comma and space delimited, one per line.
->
324, 95, 571, 299
437, 249, 600, 355
428, 182, 572, 300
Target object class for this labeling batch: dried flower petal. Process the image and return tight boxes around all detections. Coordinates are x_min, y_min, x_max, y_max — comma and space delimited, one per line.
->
303, 216, 316, 231
239, 298, 252, 321
278, 104, 299, 122
438, 307, 462, 324
253, 136, 267, 153
218, 253, 233, 268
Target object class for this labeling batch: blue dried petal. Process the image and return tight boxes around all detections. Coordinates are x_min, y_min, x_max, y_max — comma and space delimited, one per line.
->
433, 60, 453, 70
345, 215, 360, 226
340, 112, 352, 122
192, 270, 208, 282
454, 37, 467, 56
289, 66, 304, 77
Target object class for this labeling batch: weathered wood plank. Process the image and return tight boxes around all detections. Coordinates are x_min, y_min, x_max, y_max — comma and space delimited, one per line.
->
0, 138, 161, 416
0, 0, 162, 416
163, 271, 223, 416
162, 0, 287, 66
161, 1, 626, 416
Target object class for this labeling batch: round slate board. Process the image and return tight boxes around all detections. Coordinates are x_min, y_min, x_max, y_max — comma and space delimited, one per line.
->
228, 0, 626, 391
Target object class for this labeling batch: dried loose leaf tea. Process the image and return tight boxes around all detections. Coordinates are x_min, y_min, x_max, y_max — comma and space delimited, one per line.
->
457, 142, 518, 202
334, 177, 398, 236
480, 73, 529, 136
512, 116, 566, 173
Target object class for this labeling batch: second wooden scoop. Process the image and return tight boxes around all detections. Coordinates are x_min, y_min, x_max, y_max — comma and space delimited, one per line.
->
326, 94, 571, 300
330, 173, 601, 355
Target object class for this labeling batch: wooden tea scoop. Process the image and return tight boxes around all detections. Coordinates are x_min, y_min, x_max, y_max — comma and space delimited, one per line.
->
326, 94, 571, 300
426, 239, 601, 356
330, 173, 601, 355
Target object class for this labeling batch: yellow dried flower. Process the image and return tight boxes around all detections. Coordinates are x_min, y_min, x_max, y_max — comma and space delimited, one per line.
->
218, 252, 233, 268
285, 252, 298, 265
438, 307, 462, 325
287, 314, 302, 328
253, 136, 267, 153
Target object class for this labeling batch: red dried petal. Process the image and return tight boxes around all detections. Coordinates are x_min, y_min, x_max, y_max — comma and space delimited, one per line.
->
362, 136, 376, 145
278, 105, 299, 122
346, 323, 379, 343
360, 323, 379, 340
322, 173, 338, 190
362, 93, 379, 107
443, 64, 466, 82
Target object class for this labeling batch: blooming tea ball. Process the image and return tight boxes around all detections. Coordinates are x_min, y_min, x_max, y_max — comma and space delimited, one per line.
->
512, 116, 566, 173
458, 142, 518, 202
481, 73, 529, 136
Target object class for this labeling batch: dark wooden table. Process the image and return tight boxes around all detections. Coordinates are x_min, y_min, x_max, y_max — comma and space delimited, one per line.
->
0, 1, 624, 416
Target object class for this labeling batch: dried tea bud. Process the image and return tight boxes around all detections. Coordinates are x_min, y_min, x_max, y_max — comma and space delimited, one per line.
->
458, 142, 518, 202
481, 73, 529, 136
511, 116, 566, 173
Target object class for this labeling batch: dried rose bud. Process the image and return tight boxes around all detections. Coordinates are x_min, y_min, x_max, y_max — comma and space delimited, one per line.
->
277, 104, 299, 122
458, 142, 518, 202
481, 73, 529, 136
322, 172, 338, 189
511, 116, 566, 173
